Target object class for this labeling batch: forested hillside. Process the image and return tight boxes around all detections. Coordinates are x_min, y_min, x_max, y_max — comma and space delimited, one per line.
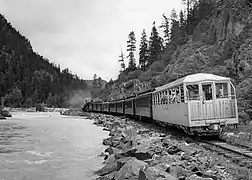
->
0, 14, 88, 108
94, 0, 252, 122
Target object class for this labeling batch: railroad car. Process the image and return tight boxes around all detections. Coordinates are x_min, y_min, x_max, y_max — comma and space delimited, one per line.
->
115, 100, 124, 114
134, 90, 153, 119
102, 102, 110, 113
109, 101, 117, 114
124, 96, 135, 116
84, 73, 238, 136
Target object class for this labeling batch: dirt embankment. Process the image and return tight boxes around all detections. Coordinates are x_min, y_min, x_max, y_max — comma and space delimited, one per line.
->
80, 113, 240, 180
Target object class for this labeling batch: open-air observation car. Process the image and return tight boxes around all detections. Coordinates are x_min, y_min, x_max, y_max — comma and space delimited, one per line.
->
152, 73, 238, 135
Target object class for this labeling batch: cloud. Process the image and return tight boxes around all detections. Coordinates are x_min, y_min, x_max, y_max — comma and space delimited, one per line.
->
0, 0, 184, 81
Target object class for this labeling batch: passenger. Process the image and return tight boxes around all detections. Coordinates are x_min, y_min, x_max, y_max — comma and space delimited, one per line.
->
219, 88, 224, 98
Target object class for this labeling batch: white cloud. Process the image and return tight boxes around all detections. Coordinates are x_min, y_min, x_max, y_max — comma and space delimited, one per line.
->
0, 0, 184, 81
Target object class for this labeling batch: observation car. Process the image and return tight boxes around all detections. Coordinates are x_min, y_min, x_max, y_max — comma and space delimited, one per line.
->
84, 73, 238, 136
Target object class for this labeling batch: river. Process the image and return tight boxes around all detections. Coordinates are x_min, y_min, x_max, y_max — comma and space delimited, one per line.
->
0, 111, 109, 180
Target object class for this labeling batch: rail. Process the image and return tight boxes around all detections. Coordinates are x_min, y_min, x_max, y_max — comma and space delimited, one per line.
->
202, 140, 252, 168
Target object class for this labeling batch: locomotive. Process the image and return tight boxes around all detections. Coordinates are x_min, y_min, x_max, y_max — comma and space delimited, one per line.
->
83, 73, 238, 136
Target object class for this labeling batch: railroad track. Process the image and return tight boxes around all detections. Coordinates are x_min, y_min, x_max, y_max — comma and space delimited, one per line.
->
202, 140, 252, 168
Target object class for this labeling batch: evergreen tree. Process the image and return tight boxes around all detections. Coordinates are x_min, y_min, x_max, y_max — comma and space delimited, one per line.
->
148, 22, 163, 66
97, 77, 102, 88
159, 14, 170, 47
181, 0, 197, 23
179, 10, 185, 26
170, 9, 187, 47
118, 48, 126, 72
92, 73, 98, 89
139, 29, 149, 71
127, 31, 137, 71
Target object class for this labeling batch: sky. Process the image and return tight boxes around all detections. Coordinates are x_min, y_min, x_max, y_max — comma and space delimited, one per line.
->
0, 0, 184, 81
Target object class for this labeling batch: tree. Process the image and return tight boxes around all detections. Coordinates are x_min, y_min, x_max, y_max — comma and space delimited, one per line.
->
159, 14, 170, 47
170, 8, 178, 20
179, 10, 185, 26
127, 31, 137, 71
118, 48, 126, 72
181, 0, 197, 21
170, 9, 187, 47
139, 29, 149, 71
97, 77, 103, 88
148, 22, 163, 66
4, 86, 23, 107
92, 73, 98, 89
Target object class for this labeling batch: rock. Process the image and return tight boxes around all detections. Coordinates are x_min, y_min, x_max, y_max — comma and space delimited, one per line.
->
134, 150, 154, 161
105, 154, 116, 165
103, 137, 113, 146
105, 147, 121, 155
114, 157, 147, 180
114, 148, 137, 159
103, 127, 110, 131
96, 177, 111, 180
138, 166, 178, 180
105, 171, 116, 179
167, 165, 192, 178
167, 146, 181, 155
186, 174, 213, 180
95, 161, 121, 176
116, 157, 133, 167
161, 138, 171, 148
0, 114, 6, 119
1, 110, 11, 117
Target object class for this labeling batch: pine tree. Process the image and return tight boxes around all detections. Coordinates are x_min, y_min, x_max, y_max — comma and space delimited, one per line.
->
118, 48, 126, 72
139, 29, 149, 71
159, 14, 170, 47
179, 10, 185, 26
181, 0, 197, 20
127, 31, 137, 71
92, 73, 98, 89
148, 22, 163, 66
170, 9, 187, 47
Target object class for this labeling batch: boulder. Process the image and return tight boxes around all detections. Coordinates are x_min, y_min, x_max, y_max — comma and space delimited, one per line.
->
96, 177, 111, 180
116, 157, 133, 167
105, 147, 121, 155
138, 166, 177, 180
167, 146, 181, 155
166, 165, 192, 178
114, 157, 147, 180
95, 161, 121, 176
186, 174, 213, 180
0, 114, 6, 119
1, 110, 11, 117
105, 154, 116, 165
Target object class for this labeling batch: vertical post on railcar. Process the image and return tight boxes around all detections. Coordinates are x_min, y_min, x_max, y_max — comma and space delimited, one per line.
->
212, 82, 217, 117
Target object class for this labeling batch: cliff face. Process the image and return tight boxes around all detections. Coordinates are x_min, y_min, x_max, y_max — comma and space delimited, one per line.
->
165, 0, 252, 78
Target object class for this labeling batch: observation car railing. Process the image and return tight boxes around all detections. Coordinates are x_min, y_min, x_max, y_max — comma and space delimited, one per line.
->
188, 96, 237, 121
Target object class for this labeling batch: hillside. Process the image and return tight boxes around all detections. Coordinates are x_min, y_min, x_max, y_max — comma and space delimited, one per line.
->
97, 0, 252, 123
0, 14, 89, 107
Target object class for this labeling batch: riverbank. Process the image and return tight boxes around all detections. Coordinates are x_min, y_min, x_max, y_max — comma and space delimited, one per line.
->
79, 112, 250, 180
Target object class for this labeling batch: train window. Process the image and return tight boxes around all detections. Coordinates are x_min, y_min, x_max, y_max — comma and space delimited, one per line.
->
202, 83, 213, 101
216, 83, 228, 99
186, 84, 199, 100
230, 83, 235, 99
180, 85, 185, 103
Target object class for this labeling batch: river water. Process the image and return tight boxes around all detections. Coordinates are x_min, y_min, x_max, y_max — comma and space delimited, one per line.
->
0, 112, 109, 180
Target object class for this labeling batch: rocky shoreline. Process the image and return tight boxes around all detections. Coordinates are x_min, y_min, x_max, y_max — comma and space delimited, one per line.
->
80, 112, 238, 180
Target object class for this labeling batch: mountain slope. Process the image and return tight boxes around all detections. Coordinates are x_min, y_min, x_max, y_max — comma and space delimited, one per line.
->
0, 14, 88, 107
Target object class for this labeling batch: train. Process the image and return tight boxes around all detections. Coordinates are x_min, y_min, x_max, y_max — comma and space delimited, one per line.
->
83, 73, 239, 136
